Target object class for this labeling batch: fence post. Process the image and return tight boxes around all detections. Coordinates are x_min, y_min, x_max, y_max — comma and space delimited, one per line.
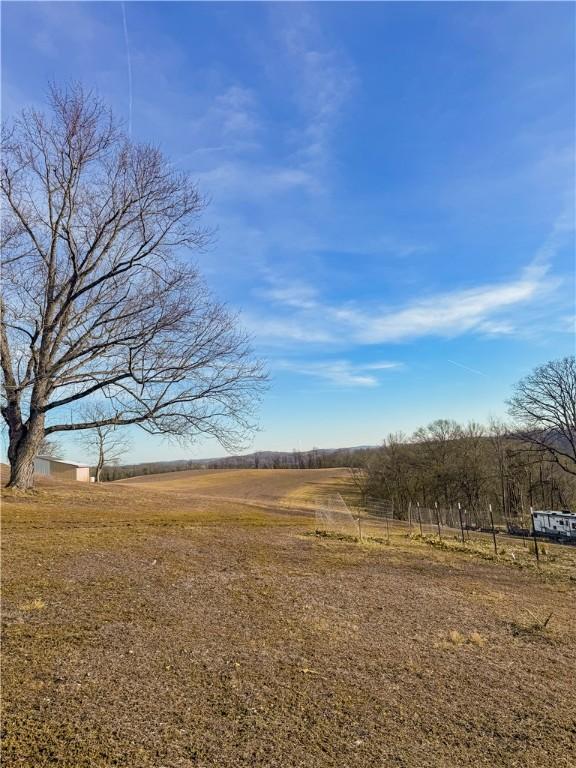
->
417, 502, 423, 537
457, 502, 465, 544
488, 503, 498, 555
357, 516, 363, 541
385, 514, 390, 543
435, 501, 442, 540
520, 504, 528, 548
530, 506, 540, 563
408, 501, 413, 535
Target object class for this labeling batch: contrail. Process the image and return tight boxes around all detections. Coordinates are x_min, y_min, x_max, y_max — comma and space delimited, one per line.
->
447, 359, 489, 378
121, 1, 133, 137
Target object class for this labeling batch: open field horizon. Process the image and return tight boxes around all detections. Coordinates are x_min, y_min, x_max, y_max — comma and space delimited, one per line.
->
3, 468, 576, 767
115, 466, 350, 499
2, 2, 574, 765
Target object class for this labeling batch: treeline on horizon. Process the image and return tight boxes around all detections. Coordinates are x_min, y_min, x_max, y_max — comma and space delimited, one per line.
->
99, 421, 575, 517
99, 446, 364, 482
351, 420, 575, 521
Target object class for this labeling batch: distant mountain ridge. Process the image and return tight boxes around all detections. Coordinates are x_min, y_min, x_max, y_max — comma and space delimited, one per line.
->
100, 445, 375, 481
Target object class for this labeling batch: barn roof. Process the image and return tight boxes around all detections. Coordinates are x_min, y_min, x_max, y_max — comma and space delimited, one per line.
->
36, 455, 90, 468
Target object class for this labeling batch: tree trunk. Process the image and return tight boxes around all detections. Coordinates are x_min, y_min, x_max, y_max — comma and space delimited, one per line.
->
6, 414, 45, 490
95, 442, 104, 482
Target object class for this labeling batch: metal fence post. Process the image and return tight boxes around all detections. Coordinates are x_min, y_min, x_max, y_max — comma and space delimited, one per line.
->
488, 503, 498, 555
457, 502, 465, 544
530, 506, 540, 563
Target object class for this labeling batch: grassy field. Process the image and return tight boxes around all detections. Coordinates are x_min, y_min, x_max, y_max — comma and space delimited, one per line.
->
2, 468, 576, 767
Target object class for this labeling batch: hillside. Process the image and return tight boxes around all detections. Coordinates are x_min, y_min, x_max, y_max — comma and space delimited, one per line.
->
117, 467, 349, 502
99, 446, 374, 481
3, 470, 576, 767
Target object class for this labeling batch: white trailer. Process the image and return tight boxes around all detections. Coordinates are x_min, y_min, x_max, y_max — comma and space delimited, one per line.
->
531, 510, 576, 541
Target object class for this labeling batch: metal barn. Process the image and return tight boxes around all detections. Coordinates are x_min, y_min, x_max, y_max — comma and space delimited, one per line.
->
33, 455, 91, 482
531, 510, 576, 541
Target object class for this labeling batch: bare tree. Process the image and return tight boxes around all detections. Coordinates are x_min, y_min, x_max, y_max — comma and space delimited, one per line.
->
76, 418, 130, 482
1, 84, 265, 489
412, 419, 462, 507
456, 421, 486, 510
487, 417, 512, 517
508, 356, 576, 476
38, 437, 63, 459
348, 464, 370, 505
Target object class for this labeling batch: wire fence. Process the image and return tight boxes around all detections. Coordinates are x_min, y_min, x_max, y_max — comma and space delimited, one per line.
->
310, 494, 574, 565
313, 493, 358, 537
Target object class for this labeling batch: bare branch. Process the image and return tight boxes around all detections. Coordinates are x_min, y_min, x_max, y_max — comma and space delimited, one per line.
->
1, 84, 266, 489
508, 356, 576, 476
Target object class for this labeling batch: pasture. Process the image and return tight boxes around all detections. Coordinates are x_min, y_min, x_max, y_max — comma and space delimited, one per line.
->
2, 468, 576, 767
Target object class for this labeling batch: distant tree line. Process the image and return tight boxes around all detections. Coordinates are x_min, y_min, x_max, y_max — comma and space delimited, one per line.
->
355, 356, 576, 518
98, 446, 372, 481
100, 423, 574, 517
100, 355, 575, 519
354, 418, 575, 520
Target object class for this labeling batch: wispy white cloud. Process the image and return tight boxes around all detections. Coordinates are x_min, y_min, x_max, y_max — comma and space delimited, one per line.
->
275, 359, 402, 388
252, 260, 560, 346
244, 318, 332, 344
215, 86, 261, 142
30, 2, 106, 54
175, 85, 264, 164
366, 234, 433, 260
195, 161, 318, 201
170, 8, 354, 207
350, 262, 552, 343
533, 208, 575, 263
259, 278, 319, 310
275, 7, 356, 170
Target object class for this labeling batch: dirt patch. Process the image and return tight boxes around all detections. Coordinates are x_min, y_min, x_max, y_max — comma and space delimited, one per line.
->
2, 473, 576, 767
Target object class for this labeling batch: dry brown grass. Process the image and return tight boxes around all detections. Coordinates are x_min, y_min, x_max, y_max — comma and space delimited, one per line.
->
117, 466, 349, 496
2, 469, 576, 767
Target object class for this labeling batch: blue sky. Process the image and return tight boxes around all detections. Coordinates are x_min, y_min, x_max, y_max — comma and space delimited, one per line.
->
2, 1, 575, 463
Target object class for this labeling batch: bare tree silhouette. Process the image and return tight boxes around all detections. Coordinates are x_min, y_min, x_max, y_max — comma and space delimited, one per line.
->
508, 356, 576, 476
1, 85, 265, 488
